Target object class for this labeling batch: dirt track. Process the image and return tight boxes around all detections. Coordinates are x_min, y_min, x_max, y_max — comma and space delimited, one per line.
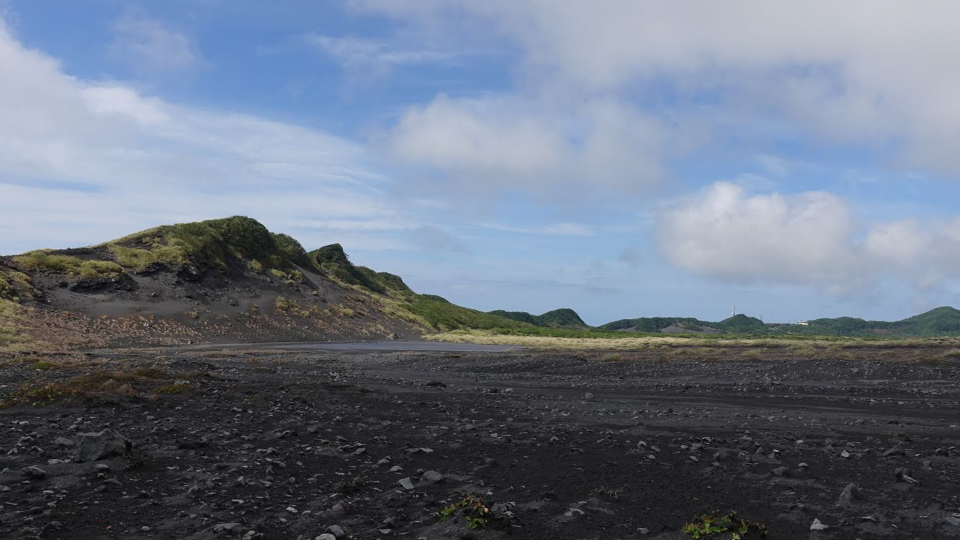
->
2, 347, 960, 539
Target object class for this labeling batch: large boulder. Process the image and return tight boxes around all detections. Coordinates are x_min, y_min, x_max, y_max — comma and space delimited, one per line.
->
73, 429, 132, 462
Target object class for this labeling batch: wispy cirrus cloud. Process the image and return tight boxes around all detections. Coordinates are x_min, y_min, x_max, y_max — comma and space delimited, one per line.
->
302, 33, 453, 69
109, 11, 201, 75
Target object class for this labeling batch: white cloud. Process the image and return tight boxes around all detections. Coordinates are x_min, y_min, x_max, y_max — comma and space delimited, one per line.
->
386, 94, 666, 196
355, 0, 960, 180
110, 12, 200, 74
302, 34, 451, 69
473, 221, 595, 237
656, 182, 960, 293
0, 20, 404, 255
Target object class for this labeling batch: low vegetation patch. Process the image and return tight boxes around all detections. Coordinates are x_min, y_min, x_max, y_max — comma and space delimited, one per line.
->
0, 299, 42, 351
682, 511, 767, 539
13, 251, 125, 281
439, 494, 490, 530
103, 216, 310, 277
155, 383, 189, 394
0, 366, 181, 408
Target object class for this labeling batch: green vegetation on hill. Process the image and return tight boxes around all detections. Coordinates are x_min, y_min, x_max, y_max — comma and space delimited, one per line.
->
715, 314, 767, 333
489, 308, 587, 329
106, 216, 308, 275
782, 306, 960, 337
309, 243, 411, 296
489, 310, 538, 325
600, 317, 710, 332
404, 296, 531, 332
13, 252, 125, 281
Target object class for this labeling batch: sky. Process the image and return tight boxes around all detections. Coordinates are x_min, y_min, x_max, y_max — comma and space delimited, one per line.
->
4, 1, 960, 324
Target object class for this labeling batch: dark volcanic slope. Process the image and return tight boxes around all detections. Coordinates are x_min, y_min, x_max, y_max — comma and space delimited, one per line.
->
2, 347, 960, 539
0, 216, 538, 349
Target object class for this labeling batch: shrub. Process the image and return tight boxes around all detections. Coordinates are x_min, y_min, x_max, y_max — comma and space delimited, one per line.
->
13, 252, 125, 281
682, 511, 767, 539
108, 245, 158, 271
275, 297, 296, 313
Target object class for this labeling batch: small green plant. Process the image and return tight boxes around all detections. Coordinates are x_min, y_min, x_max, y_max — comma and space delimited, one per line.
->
601, 353, 623, 362
275, 296, 296, 313
155, 383, 188, 394
439, 494, 490, 530
682, 511, 767, 539
332, 304, 357, 318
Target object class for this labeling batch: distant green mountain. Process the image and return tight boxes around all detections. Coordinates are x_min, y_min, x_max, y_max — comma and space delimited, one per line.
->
715, 314, 767, 333
489, 308, 588, 329
785, 306, 960, 337
600, 317, 715, 333
600, 308, 960, 337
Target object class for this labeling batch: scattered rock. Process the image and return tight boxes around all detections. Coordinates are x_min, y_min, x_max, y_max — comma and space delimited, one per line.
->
398, 477, 415, 490
810, 518, 829, 531
21, 466, 46, 480
837, 483, 860, 507
421, 470, 444, 484
213, 523, 243, 534
73, 429, 131, 463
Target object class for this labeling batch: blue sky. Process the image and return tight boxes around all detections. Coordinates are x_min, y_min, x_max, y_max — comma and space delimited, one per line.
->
4, 1, 960, 324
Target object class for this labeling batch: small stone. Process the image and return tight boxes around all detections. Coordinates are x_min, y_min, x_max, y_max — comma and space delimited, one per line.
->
421, 470, 444, 484
315, 535, 336, 540
399, 477, 415, 490
213, 523, 243, 534
883, 445, 906, 458
840, 450, 851, 459
73, 429, 131, 463
837, 483, 859, 507
21, 466, 46, 480
637, 527, 650, 534
327, 525, 346, 538
564, 508, 586, 518
810, 518, 828, 531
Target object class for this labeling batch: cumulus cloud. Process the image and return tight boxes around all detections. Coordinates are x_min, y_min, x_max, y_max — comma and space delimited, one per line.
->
656, 182, 960, 292
355, 0, 960, 181
0, 20, 406, 254
386, 94, 666, 195
110, 12, 201, 74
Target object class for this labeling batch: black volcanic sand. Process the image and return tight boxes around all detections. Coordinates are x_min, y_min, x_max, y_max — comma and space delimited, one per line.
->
2, 348, 960, 540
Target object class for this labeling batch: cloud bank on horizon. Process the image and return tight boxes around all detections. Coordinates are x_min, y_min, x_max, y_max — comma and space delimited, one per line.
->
3, 0, 960, 322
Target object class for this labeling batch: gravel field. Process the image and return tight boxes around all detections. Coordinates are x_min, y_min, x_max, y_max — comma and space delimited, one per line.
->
2, 346, 960, 539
